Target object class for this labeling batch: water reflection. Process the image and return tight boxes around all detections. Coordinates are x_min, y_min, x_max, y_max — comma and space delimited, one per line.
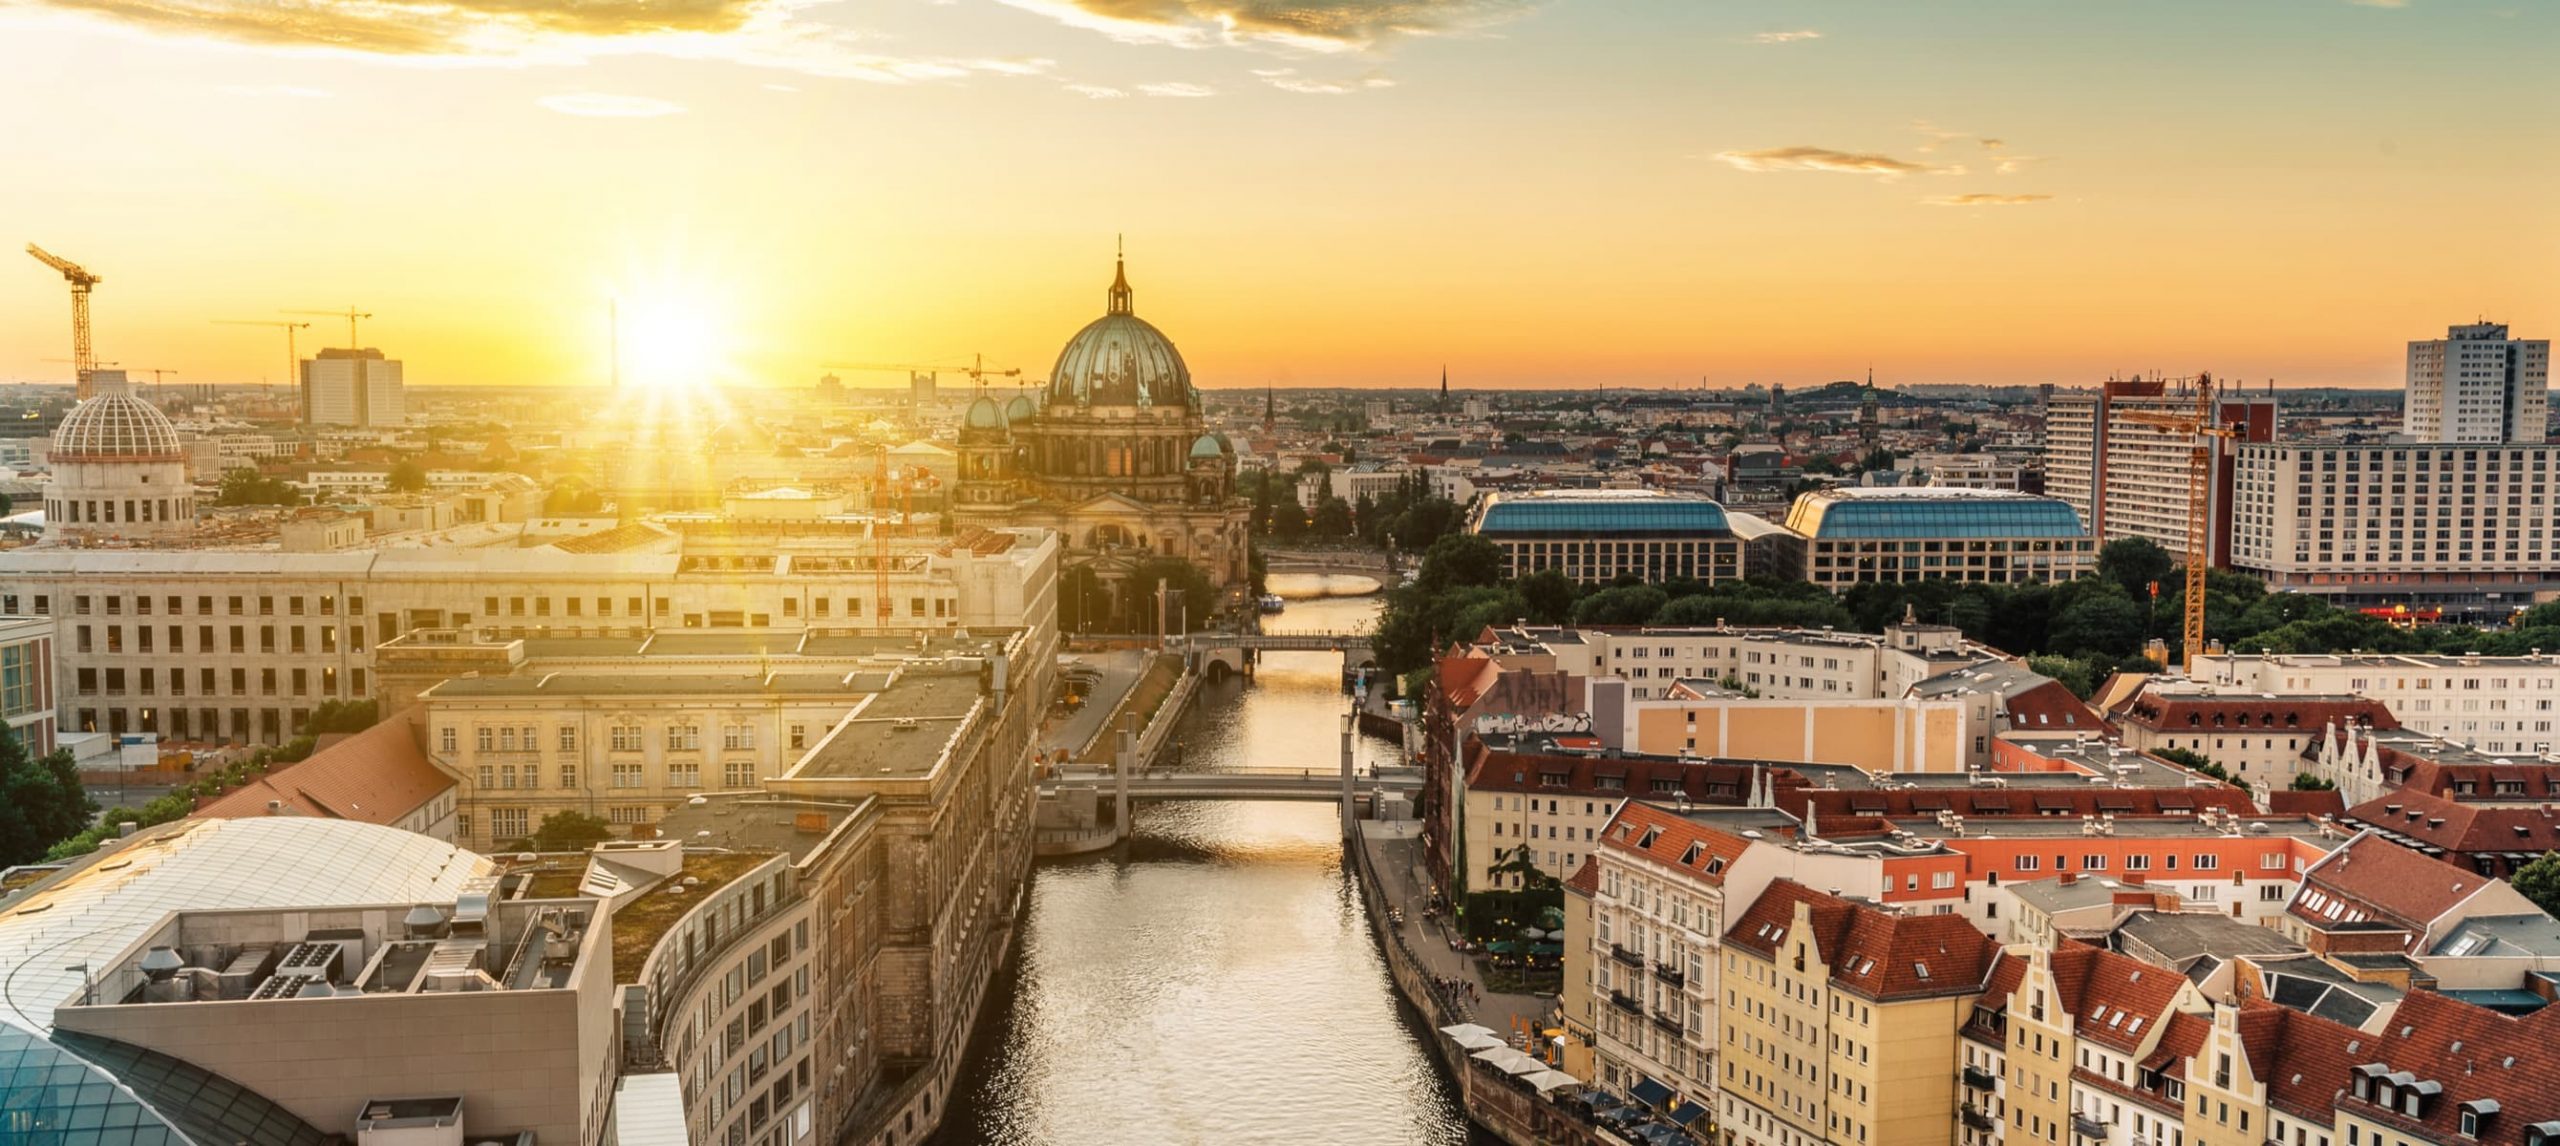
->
934, 582, 1482, 1146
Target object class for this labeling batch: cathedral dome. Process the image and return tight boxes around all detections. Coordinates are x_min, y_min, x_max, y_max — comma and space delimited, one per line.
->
1003, 394, 1037, 424
963, 395, 1009, 432
1047, 258, 1193, 411
53, 374, 182, 462
1189, 432, 1229, 460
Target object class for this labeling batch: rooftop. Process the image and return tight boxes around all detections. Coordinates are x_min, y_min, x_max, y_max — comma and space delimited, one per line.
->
1782, 486, 2088, 540
1471, 488, 1731, 537
794, 670, 985, 780
607, 851, 777, 983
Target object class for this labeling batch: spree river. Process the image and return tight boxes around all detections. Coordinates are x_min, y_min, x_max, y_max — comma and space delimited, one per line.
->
936, 575, 1489, 1146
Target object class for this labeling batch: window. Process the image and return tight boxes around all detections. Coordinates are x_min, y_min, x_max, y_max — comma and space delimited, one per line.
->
558, 725, 577, 752
611, 762, 644, 788
727, 760, 756, 788
724, 724, 755, 751
440, 726, 457, 753
668, 725, 701, 751
611, 725, 643, 752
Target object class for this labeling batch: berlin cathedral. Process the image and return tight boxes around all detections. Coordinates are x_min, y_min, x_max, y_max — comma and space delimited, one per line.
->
951, 256, 1251, 628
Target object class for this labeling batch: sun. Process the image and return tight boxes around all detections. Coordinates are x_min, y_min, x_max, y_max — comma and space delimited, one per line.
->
616, 289, 731, 394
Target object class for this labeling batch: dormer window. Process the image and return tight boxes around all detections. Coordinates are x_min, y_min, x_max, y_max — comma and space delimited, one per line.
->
2461, 1099, 2500, 1139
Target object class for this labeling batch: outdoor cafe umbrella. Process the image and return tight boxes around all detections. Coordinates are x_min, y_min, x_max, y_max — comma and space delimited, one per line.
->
1452, 1032, 1505, 1051
1438, 1023, 1496, 1039
1523, 1069, 1581, 1094
1470, 1047, 1546, 1076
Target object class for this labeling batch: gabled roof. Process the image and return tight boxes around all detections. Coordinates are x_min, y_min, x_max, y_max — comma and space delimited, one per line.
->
1600, 801, 1752, 885
2112, 692, 2398, 736
2289, 831, 2492, 937
2343, 991, 2560, 1145
1725, 879, 1996, 1000
194, 710, 453, 827
2342, 786, 2560, 857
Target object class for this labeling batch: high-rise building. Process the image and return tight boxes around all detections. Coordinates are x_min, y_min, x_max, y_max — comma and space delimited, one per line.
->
300, 347, 405, 427
2043, 377, 2275, 561
2228, 440, 2559, 610
2405, 322, 2549, 444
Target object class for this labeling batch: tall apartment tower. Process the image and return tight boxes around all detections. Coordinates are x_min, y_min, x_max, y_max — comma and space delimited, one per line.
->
2405, 322, 2549, 443
2044, 377, 2276, 564
300, 348, 405, 427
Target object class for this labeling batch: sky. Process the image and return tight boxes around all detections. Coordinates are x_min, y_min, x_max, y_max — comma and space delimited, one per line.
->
0, 0, 2552, 391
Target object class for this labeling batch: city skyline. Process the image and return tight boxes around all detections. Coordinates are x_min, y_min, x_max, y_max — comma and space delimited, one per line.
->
2, 0, 2554, 390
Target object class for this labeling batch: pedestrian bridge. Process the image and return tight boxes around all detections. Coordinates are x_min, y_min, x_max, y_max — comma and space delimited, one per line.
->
1178, 631, 1375, 655
1040, 767, 1420, 804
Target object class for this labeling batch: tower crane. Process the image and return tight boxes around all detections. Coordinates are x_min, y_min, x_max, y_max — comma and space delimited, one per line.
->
819, 355, 1022, 387
25, 244, 102, 398
214, 320, 312, 412
285, 307, 372, 349
2118, 373, 2242, 674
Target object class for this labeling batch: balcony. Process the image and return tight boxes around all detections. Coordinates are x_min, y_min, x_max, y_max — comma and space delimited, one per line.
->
1609, 990, 1643, 1015
1650, 1012, 1684, 1037
1960, 1104, 1995, 1133
1609, 943, 1643, 968
1962, 1065, 1996, 1091
1650, 961, 1686, 988
2072, 1114, 2110, 1140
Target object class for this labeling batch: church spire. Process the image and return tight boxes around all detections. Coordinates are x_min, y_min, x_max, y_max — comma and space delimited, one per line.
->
1107, 235, 1133, 316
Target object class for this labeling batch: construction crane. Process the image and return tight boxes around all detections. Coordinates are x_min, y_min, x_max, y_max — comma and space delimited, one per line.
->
820, 355, 1021, 387
25, 244, 102, 398
137, 369, 177, 386
2119, 372, 2242, 674
214, 320, 312, 409
285, 307, 372, 349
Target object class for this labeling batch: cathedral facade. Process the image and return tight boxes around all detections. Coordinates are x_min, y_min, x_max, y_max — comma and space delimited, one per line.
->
951, 258, 1249, 628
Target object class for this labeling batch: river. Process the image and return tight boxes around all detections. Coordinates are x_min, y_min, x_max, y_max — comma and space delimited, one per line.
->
935, 574, 1489, 1146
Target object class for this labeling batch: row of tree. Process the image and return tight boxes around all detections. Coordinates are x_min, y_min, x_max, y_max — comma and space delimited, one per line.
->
1372, 535, 2560, 701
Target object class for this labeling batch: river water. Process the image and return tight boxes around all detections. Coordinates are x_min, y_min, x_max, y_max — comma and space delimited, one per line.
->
935, 575, 1488, 1146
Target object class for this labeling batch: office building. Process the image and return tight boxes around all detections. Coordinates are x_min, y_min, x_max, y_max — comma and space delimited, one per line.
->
2228, 441, 2560, 608
2043, 378, 2275, 559
2405, 322, 2548, 444
301, 347, 405, 427
1466, 489, 1742, 585
1767, 486, 2094, 589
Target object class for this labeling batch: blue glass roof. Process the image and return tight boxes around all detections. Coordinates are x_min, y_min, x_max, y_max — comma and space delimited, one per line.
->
1785, 494, 2087, 540
1475, 496, 1731, 537
0, 1026, 334, 1146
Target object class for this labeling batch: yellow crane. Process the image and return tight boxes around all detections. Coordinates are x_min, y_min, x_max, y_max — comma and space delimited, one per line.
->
285, 307, 373, 349
820, 355, 1022, 388
25, 244, 103, 397
2119, 372, 2241, 674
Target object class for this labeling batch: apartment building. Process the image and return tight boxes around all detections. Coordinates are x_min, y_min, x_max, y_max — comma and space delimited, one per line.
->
0, 523, 1058, 743
2405, 322, 2548, 445
2102, 682, 2399, 791
2192, 650, 2560, 757
1717, 880, 1999, 1146
1587, 803, 1769, 1132
2044, 378, 2276, 558
1766, 486, 2096, 589
2226, 441, 2560, 608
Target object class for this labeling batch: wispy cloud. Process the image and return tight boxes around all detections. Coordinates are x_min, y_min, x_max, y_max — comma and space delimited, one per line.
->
1715, 146, 1942, 178
1137, 81, 1216, 97
2346, 0, 2408, 7
539, 92, 686, 117
992, 0, 1536, 53
1925, 193, 2052, 207
1748, 29, 1820, 43
1065, 82, 1129, 98
20, 0, 1054, 83
1253, 66, 1393, 93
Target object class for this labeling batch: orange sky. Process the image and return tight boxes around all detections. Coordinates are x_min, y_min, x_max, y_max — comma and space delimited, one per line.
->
0, 0, 2551, 390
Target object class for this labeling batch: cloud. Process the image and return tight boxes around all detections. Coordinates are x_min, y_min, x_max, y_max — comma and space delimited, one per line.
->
992, 0, 1535, 52
2346, 0, 2407, 7
1977, 138, 2005, 150
1748, 29, 1820, 43
1925, 193, 2052, 207
1136, 81, 1215, 96
1253, 66, 1393, 93
539, 92, 686, 117
1715, 146, 1942, 178
21, 0, 1056, 83
1064, 82, 1128, 98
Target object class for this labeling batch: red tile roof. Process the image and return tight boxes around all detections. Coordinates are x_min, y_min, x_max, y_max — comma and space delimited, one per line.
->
1724, 879, 1997, 1000
194, 710, 452, 828
1798, 786, 2257, 821
2344, 990, 2560, 1146
2265, 789, 2346, 818
2058, 945, 2189, 1054
2290, 831, 2497, 940
1565, 856, 1600, 896
2342, 786, 2560, 859
2112, 694, 2398, 736
1600, 802, 1752, 885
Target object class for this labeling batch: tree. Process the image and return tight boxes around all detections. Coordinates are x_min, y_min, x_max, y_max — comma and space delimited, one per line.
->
1574, 586, 1668, 626
2514, 851, 2560, 918
1129, 557, 1219, 633
0, 737, 95, 867
384, 460, 429, 493
2050, 588, 2145, 660
1311, 495, 1354, 537
2288, 773, 2336, 791
1415, 534, 1505, 594
2153, 747, 2229, 782
1518, 569, 1578, 625
2026, 655, 2096, 700
214, 468, 304, 507
2097, 537, 2176, 603
509, 810, 615, 853
306, 699, 379, 735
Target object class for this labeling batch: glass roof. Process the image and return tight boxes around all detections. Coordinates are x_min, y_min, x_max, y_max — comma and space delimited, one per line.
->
0, 1027, 339, 1146
1785, 493, 2087, 540
1475, 496, 1731, 537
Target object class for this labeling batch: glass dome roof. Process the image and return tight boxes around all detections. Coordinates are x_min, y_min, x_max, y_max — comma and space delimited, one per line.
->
52, 377, 183, 463
963, 395, 1009, 431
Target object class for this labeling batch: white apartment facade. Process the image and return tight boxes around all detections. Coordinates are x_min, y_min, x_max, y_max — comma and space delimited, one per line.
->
2405, 322, 2548, 444
301, 348, 406, 428
2192, 650, 2560, 757
2043, 379, 2273, 557
2227, 441, 2560, 607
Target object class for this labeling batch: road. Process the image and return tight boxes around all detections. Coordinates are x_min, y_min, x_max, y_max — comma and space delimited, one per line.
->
1041, 649, 1147, 757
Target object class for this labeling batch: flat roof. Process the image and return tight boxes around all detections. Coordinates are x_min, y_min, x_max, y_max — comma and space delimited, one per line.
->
794, 671, 984, 779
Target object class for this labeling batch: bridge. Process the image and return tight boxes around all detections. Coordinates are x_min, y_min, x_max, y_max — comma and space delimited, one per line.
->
1041, 767, 1421, 804
1260, 547, 1399, 577
1177, 630, 1374, 655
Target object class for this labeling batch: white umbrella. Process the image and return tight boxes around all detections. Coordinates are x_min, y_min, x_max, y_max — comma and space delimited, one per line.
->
1524, 1069, 1582, 1094
1439, 1023, 1496, 1039
1453, 1032, 1505, 1051
1471, 1047, 1546, 1076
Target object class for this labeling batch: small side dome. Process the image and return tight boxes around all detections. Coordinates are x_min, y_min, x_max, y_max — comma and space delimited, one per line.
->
1189, 432, 1231, 461
1003, 394, 1037, 424
963, 396, 1008, 432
